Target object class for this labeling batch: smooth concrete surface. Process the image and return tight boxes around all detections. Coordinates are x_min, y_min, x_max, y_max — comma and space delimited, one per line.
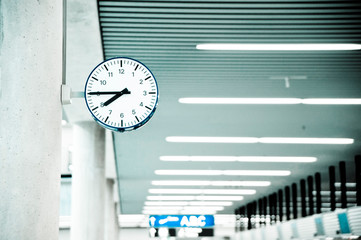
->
105, 179, 120, 240
0, 1, 63, 239
105, 130, 117, 179
62, 0, 103, 123
71, 122, 106, 240
60, 178, 72, 216
61, 125, 73, 174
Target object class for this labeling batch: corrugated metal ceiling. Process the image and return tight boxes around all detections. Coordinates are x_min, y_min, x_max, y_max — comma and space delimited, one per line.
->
97, 0, 361, 214
98, 0, 361, 92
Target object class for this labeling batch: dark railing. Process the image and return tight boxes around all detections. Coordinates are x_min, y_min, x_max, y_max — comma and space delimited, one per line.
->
234, 155, 361, 231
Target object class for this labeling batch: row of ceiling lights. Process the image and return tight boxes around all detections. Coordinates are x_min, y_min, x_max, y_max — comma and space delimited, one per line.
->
144, 139, 354, 214
142, 43, 360, 215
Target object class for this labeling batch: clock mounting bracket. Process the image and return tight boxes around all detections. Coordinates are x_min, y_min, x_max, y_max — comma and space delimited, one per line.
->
61, 84, 84, 105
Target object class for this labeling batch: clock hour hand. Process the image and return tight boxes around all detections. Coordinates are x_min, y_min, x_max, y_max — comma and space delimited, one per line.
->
103, 88, 131, 107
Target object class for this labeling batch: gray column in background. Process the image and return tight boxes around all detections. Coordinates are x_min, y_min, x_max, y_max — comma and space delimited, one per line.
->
0, 1, 62, 239
105, 179, 120, 240
71, 122, 106, 240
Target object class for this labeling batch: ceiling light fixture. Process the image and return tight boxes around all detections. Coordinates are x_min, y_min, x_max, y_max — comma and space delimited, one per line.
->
148, 188, 256, 195
196, 196, 244, 201
179, 98, 361, 105
180, 210, 217, 215
166, 136, 258, 143
142, 210, 180, 215
196, 43, 361, 51
303, 98, 361, 105
165, 136, 354, 145
143, 206, 183, 210
147, 195, 244, 201
145, 201, 233, 206
151, 180, 271, 187
159, 156, 317, 163
145, 201, 188, 206
260, 138, 354, 144
179, 98, 301, 104
142, 209, 218, 215
143, 206, 224, 211
155, 169, 290, 176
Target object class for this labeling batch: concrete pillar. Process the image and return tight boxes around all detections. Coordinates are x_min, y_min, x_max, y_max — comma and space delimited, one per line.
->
71, 122, 106, 240
105, 179, 120, 240
0, 1, 62, 240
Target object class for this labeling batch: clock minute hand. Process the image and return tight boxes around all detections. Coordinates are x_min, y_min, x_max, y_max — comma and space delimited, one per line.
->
88, 91, 128, 95
103, 88, 131, 107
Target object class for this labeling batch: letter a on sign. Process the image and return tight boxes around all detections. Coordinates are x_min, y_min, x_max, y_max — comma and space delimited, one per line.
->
180, 216, 189, 227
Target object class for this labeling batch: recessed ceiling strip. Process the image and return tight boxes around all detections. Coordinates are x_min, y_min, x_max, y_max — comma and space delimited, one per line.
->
159, 156, 317, 162
196, 43, 361, 51
165, 136, 354, 144
151, 180, 271, 187
179, 98, 361, 105
154, 170, 291, 176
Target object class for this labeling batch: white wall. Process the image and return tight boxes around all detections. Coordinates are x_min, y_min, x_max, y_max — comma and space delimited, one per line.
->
59, 229, 70, 240
59, 228, 149, 240
119, 228, 150, 240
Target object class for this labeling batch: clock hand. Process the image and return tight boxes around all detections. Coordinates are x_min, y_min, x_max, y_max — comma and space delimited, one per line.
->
103, 88, 131, 107
88, 91, 129, 95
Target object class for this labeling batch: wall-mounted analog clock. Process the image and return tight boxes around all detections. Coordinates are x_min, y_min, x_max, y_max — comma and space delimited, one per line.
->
84, 57, 159, 132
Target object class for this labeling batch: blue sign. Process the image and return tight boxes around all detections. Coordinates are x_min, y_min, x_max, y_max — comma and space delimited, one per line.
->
337, 212, 351, 234
149, 215, 214, 228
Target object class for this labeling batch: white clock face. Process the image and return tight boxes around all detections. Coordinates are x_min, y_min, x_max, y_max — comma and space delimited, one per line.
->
84, 57, 159, 132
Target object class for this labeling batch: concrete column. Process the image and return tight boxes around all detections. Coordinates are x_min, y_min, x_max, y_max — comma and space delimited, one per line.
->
0, 1, 62, 240
71, 122, 106, 240
105, 179, 120, 240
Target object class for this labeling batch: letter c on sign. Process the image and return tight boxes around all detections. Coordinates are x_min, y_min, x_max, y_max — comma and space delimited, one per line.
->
198, 216, 206, 227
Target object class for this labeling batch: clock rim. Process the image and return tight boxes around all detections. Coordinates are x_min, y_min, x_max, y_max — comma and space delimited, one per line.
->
84, 56, 159, 132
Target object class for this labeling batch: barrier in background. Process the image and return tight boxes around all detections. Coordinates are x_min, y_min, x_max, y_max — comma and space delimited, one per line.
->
233, 155, 361, 240
234, 206, 361, 240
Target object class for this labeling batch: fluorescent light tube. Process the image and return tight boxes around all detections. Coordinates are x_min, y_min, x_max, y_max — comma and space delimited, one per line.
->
165, 136, 353, 145
142, 210, 180, 215
210, 181, 270, 187
179, 98, 302, 104
146, 195, 244, 201
143, 206, 224, 211
148, 188, 256, 195
152, 180, 211, 186
147, 196, 195, 201
165, 136, 258, 143
155, 170, 223, 175
142, 209, 217, 215
144, 206, 183, 210
203, 189, 256, 194
145, 201, 189, 206
196, 43, 361, 51
189, 201, 233, 206
222, 170, 290, 176
179, 98, 361, 105
183, 206, 224, 211
197, 196, 244, 201
303, 98, 361, 105
180, 210, 217, 215
151, 180, 271, 187
155, 170, 290, 176
159, 156, 317, 163
259, 138, 354, 144
145, 201, 233, 206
